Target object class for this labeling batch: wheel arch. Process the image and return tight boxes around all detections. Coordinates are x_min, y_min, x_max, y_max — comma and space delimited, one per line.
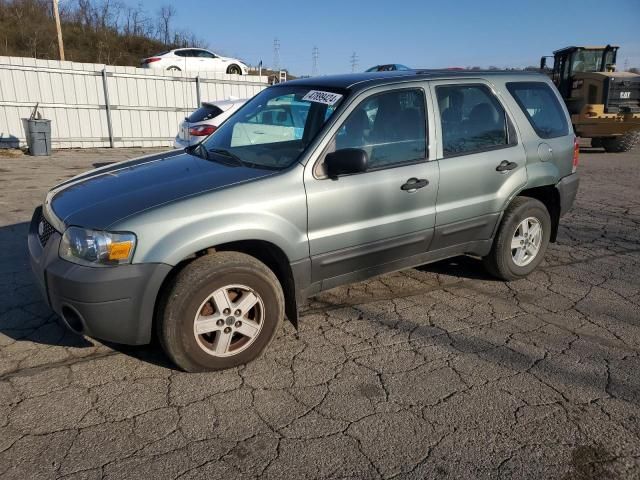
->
153, 239, 302, 337
517, 185, 561, 242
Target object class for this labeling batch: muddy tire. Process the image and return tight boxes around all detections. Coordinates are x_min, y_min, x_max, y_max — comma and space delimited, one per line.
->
483, 197, 551, 281
602, 131, 640, 153
157, 251, 284, 372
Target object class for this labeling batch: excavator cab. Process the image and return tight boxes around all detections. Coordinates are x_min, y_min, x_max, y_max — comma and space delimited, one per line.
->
541, 46, 618, 98
540, 45, 640, 152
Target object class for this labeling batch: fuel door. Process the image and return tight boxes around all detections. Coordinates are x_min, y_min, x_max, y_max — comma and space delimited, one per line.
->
537, 142, 554, 162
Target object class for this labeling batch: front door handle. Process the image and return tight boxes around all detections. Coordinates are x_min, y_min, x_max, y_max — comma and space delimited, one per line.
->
496, 160, 518, 172
401, 178, 429, 191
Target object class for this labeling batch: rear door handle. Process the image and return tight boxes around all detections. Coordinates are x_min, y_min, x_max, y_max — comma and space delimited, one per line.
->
496, 160, 518, 172
401, 178, 429, 191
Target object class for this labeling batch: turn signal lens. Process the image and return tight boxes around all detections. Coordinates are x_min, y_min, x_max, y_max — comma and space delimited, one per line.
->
108, 241, 133, 261
572, 137, 579, 173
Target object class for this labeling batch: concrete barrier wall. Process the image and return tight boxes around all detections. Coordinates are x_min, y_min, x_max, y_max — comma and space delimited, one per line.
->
0, 56, 268, 149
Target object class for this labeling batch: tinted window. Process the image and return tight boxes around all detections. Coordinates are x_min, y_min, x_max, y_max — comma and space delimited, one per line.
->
507, 82, 568, 139
187, 105, 223, 123
332, 89, 426, 169
436, 84, 509, 156
195, 50, 215, 58
174, 50, 189, 57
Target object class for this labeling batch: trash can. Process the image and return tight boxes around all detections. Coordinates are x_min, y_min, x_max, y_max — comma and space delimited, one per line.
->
26, 119, 52, 156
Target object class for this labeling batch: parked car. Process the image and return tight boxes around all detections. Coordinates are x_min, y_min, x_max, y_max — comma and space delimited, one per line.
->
141, 48, 249, 74
366, 64, 411, 72
29, 70, 579, 372
175, 99, 247, 149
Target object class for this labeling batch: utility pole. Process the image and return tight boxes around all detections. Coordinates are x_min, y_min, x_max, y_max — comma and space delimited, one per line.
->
52, 0, 65, 61
350, 52, 358, 73
312, 46, 319, 76
273, 38, 281, 73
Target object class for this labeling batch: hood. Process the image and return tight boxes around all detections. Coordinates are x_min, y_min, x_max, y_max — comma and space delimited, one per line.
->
49, 150, 275, 230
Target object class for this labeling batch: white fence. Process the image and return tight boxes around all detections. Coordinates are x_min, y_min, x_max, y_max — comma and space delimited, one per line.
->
0, 56, 269, 149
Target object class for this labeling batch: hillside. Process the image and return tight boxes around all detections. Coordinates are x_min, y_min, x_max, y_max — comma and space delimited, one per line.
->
0, 0, 207, 66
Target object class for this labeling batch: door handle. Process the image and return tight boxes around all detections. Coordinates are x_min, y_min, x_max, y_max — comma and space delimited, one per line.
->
496, 160, 518, 172
401, 178, 429, 191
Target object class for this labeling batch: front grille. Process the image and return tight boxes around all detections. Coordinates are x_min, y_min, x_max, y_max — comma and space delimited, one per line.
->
38, 213, 57, 247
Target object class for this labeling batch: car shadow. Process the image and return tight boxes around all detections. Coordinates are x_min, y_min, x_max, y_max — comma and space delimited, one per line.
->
417, 255, 500, 281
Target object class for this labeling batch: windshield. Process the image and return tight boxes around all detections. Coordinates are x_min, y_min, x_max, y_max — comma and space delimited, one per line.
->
571, 50, 604, 73
197, 86, 346, 169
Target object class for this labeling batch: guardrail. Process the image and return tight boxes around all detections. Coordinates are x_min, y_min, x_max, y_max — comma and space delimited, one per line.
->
0, 56, 269, 149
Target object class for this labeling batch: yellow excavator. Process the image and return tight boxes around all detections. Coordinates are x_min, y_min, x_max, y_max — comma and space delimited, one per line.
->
541, 45, 640, 152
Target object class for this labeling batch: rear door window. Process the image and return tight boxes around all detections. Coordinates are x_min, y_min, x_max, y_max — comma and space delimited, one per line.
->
187, 105, 223, 123
507, 82, 569, 139
436, 84, 513, 156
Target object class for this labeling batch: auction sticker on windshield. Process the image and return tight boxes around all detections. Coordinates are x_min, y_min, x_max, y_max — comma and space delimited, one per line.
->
302, 90, 343, 106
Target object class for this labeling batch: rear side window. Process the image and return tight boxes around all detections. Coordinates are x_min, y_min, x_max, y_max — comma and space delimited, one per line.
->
436, 84, 512, 157
507, 82, 569, 139
187, 105, 223, 123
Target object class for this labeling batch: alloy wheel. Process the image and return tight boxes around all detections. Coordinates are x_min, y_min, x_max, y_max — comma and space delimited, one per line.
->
192, 284, 264, 357
511, 217, 543, 267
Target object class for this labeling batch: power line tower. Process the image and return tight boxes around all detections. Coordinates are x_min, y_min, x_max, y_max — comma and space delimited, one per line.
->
350, 52, 359, 73
273, 38, 281, 72
312, 46, 319, 76
623, 58, 629, 71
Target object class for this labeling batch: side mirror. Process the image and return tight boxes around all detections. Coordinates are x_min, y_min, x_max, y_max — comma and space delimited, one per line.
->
540, 57, 547, 70
325, 148, 368, 179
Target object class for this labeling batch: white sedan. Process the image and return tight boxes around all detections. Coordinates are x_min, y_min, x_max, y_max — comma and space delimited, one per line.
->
174, 99, 247, 149
141, 48, 249, 74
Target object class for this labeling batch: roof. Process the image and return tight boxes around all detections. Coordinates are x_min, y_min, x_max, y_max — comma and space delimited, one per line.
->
202, 98, 247, 110
553, 45, 619, 54
282, 70, 547, 91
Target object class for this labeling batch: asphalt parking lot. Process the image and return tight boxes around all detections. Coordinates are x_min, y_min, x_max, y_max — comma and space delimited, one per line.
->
0, 145, 639, 479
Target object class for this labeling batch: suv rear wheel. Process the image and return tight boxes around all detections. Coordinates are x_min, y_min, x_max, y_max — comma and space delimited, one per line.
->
483, 197, 551, 281
158, 251, 284, 372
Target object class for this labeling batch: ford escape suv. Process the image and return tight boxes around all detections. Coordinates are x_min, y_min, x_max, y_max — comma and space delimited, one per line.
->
28, 70, 579, 372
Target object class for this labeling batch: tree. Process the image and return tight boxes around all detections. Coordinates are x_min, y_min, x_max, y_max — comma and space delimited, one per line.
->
157, 4, 175, 45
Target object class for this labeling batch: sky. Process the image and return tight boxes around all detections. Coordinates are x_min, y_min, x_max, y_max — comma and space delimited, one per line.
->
126, 0, 640, 75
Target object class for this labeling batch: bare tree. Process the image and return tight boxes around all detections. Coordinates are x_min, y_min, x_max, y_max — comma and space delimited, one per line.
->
157, 4, 175, 45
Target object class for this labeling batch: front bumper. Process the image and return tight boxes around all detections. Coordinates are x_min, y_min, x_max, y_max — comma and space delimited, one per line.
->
557, 173, 580, 217
28, 207, 171, 345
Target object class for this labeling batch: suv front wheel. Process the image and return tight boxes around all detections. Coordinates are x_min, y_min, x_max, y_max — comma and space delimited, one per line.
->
483, 197, 551, 281
158, 251, 284, 372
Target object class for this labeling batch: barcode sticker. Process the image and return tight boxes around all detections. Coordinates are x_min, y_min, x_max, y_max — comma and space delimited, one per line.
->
302, 90, 343, 106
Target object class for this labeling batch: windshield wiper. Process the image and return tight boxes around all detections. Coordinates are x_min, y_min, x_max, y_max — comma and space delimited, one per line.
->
208, 148, 246, 167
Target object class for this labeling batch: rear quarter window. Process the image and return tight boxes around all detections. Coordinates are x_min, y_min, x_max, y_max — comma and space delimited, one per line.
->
187, 105, 223, 123
507, 82, 569, 139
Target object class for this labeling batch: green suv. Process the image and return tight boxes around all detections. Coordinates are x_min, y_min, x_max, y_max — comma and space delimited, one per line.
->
29, 70, 579, 371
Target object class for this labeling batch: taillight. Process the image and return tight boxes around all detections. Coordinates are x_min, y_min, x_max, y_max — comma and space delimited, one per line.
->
142, 57, 161, 65
189, 125, 217, 136
572, 137, 579, 173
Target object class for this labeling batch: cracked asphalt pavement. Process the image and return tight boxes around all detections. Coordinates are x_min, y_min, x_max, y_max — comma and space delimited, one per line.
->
0, 145, 639, 479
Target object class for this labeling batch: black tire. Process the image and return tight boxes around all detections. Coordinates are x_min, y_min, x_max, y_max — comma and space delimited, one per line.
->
227, 64, 242, 75
157, 251, 284, 372
602, 131, 640, 153
167, 66, 181, 72
483, 197, 551, 281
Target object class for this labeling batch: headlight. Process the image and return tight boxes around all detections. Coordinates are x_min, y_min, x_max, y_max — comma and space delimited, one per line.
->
59, 227, 136, 267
